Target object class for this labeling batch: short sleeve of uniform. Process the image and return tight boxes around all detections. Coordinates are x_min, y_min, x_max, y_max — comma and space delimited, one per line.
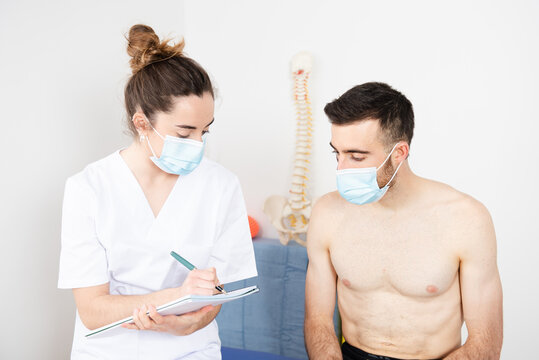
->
58, 175, 109, 289
208, 176, 258, 285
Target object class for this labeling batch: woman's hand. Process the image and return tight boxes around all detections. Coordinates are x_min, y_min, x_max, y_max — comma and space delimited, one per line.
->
122, 304, 219, 336
121, 267, 222, 335
177, 267, 221, 297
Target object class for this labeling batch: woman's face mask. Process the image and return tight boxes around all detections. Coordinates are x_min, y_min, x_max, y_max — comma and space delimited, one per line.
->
145, 125, 206, 176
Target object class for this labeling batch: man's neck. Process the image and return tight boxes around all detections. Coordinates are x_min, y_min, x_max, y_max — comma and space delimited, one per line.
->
373, 161, 420, 210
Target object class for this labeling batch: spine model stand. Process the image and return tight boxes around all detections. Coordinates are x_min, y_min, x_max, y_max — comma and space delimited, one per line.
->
264, 52, 313, 246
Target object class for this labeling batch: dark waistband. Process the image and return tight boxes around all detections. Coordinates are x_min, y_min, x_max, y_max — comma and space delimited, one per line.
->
341, 342, 441, 360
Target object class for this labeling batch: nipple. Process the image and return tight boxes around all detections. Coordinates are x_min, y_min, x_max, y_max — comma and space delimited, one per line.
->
342, 278, 352, 287
426, 285, 439, 294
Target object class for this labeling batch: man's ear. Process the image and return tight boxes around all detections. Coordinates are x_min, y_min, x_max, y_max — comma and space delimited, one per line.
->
394, 141, 410, 163
132, 111, 150, 135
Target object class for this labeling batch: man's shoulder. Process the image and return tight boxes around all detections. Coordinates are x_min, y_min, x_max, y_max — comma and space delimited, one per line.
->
419, 178, 488, 217
420, 178, 493, 244
413, 178, 496, 260
308, 191, 346, 241
315, 191, 342, 207
312, 191, 348, 217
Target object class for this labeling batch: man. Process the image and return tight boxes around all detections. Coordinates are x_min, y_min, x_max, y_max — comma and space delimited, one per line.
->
304, 82, 502, 360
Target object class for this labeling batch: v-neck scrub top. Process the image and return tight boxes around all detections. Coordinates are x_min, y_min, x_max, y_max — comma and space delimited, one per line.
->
58, 150, 258, 359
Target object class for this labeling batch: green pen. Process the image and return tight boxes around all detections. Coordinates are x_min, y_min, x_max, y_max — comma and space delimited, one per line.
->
170, 251, 225, 293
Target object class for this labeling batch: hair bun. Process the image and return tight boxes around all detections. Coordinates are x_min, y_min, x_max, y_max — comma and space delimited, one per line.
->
127, 24, 185, 74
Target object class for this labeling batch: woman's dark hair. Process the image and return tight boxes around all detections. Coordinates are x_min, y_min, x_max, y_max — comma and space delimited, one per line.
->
324, 82, 414, 148
124, 24, 213, 136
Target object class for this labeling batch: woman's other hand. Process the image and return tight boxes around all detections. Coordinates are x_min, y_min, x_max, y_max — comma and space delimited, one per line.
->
121, 267, 223, 335
122, 304, 220, 336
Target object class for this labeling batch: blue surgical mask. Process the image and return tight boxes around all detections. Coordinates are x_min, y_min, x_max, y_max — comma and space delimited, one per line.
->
336, 143, 404, 205
145, 126, 205, 176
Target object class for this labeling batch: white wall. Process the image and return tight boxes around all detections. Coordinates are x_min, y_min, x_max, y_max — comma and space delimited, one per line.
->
0, 0, 185, 358
184, 0, 538, 358
0, 0, 537, 358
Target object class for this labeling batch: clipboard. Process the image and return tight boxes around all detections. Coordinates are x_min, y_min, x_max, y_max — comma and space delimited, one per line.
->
86, 285, 259, 338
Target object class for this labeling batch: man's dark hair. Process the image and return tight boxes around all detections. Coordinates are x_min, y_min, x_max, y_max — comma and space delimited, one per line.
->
324, 82, 414, 148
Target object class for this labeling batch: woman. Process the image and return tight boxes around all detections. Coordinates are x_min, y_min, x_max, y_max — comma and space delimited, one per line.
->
57, 24, 257, 359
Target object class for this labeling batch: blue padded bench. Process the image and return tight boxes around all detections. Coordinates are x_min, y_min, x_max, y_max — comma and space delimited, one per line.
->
217, 238, 341, 360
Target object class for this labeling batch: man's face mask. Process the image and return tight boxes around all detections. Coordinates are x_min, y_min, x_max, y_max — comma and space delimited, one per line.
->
336, 143, 404, 205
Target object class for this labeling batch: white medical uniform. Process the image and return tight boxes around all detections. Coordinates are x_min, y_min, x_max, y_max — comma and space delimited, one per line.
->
58, 150, 258, 360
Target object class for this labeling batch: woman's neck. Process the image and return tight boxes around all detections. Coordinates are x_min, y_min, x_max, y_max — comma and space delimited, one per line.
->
120, 140, 172, 182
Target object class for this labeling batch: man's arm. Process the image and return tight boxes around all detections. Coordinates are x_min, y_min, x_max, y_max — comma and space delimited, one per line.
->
445, 200, 503, 359
304, 196, 342, 360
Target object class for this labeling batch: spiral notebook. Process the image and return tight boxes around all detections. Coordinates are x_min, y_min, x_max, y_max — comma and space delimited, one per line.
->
86, 285, 259, 338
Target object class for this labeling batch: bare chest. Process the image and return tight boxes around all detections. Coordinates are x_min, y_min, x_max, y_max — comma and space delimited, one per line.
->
330, 215, 459, 297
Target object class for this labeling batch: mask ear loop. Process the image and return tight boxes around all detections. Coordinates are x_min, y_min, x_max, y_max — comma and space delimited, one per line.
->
379, 143, 407, 188
376, 143, 401, 171
137, 115, 162, 158
383, 159, 404, 188
145, 135, 158, 158
147, 121, 165, 140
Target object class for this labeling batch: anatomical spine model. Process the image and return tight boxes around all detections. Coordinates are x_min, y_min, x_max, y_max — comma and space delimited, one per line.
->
264, 52, 314, 246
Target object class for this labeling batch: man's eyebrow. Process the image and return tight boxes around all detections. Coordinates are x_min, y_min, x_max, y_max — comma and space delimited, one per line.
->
329, 142, 370, 154
175, 118, 215, 130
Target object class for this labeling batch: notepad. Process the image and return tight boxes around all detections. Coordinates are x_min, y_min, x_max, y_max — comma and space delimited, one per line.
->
86, 285, 259, 338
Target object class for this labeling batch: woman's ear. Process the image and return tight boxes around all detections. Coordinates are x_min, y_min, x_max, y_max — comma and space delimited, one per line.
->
132, 111, 149, 136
